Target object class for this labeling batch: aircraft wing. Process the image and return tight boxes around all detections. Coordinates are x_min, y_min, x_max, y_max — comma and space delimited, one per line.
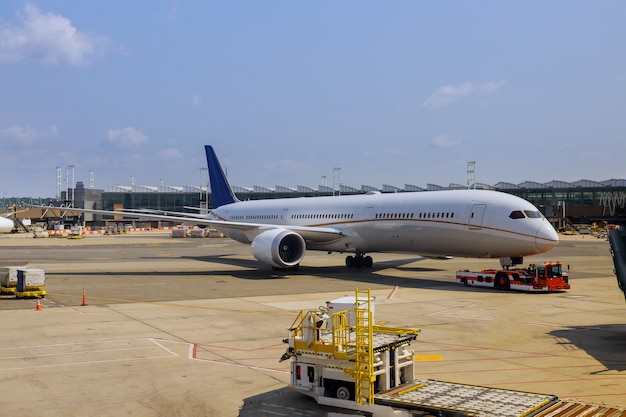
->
1, 208, 29, 217
122, 208, 210, 219
203, 220, 345, 244
28, 205, 345, 245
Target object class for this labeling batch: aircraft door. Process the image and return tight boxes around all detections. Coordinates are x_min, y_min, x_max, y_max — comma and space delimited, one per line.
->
281, 209, 289, 225
363, 206, 375, 228
469, 204, 486, 230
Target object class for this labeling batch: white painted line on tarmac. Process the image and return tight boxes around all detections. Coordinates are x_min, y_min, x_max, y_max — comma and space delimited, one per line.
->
0, 345, 165, 361
0, 338, 178, 371
148, 338, 179, 357
190, 355, 290, 374
0, 355, 176, 371
0, 337, 156, 350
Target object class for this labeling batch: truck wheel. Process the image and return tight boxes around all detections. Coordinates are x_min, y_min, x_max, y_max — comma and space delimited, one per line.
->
336, 385, 352, 401
495, 272, 510, 290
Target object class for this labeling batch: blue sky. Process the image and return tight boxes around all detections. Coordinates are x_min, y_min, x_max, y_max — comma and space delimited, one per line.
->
1, 1, 625, 198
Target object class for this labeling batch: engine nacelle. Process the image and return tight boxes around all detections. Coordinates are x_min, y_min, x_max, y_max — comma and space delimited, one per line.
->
251, 229, 306, 268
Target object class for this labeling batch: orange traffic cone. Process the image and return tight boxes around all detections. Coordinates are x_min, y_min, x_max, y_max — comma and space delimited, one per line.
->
35, 299, 41, 311
81, 288, 87, 306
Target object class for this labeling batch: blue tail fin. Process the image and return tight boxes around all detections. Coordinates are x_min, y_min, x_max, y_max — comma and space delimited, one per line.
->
205, 146, 239, 208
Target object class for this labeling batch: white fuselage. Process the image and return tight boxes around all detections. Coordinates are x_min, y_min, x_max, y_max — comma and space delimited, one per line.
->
212, 189, 558, 259
0, 217, 14, 234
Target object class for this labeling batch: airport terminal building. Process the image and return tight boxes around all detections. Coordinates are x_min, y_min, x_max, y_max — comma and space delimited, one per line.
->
46, 178, 626, 229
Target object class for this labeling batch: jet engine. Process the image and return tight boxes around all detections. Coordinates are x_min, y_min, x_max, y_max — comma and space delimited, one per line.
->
251, 229, 306, 268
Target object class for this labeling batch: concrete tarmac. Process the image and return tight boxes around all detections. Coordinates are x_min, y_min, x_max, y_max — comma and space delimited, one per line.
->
0, 231, 624, 416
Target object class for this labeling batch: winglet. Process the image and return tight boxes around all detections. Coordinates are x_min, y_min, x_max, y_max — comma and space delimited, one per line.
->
205, 146, 240, 208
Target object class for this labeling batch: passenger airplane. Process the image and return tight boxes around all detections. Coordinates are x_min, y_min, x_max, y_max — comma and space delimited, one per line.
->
46, 145, 559, 270
0, 215, 14, 233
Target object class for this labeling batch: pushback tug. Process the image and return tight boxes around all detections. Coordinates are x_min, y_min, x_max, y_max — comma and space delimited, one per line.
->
456, 261, 570, 292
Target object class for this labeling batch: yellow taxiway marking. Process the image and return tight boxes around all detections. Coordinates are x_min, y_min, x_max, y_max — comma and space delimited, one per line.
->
414, 354, 445, 361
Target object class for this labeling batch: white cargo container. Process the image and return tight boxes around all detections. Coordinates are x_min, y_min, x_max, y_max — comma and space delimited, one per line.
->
325, 295, 375, 327
171, 228, 189, 238
0, 266, 27, 288
17, 268, 46, 291
189, 228, 206, 238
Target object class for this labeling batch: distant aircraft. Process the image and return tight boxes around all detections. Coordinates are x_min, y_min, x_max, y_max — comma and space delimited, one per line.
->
0, 215, 14, 233
43, 145, 559, 271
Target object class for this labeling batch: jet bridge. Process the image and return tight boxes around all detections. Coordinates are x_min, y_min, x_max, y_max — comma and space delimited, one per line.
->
608, 226, 626, 302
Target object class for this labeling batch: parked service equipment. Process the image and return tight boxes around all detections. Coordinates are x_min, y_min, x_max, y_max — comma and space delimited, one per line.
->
0, 266, 27, 295
279, 289, 623, 416
456, 261, 570, 292
15, 268, 46, 298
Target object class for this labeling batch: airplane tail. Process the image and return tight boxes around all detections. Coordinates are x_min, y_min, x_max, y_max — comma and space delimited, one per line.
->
205, 145, 240, 208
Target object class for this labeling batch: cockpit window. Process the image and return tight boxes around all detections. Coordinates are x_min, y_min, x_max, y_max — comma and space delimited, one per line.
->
509, 210, 525, 219
524, 210, 542, 218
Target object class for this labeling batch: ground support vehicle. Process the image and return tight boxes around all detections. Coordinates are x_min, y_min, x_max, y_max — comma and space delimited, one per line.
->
280, 290, 624, 416
67, 225, 84, 239
14, 268, 46, 298
0, 285, 16, 295
1, 266, 23, 295
456, 261, 570, 292
16, 288, 46, 299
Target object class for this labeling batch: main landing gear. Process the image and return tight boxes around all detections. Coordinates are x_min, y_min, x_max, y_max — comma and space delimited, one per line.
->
345, 253, 373, 268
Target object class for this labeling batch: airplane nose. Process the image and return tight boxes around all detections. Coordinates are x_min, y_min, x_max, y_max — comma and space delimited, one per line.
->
535, 222, 559, 253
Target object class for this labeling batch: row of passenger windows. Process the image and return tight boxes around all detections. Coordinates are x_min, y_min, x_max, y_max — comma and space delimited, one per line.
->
229, 211, 456, 221
228, 213, 356, 221
376, 212, 414, 219
231, 210, 543, 222
292, 213, 355, 220
376, 212, 455, 219
230, 214, 280, 221
418, 212, 455, 219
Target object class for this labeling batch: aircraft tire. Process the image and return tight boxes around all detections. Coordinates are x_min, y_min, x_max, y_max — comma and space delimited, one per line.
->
345, 256, 355, 268
364, 256, 373, 268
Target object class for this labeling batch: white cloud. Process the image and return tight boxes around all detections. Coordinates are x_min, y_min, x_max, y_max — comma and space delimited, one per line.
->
0, 3, 110, 66
431, 134, 461, 148
189, 94, 202, 107
107, 127, 148, 148
0, 123, 61, 147
1, 124, 39, 143
422, 80, 506, 110
168, 0, 183, 19
157, 148, 182, 159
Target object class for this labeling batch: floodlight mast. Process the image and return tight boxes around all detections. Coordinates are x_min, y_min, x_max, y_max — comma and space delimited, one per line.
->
467, 161, 476, 190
